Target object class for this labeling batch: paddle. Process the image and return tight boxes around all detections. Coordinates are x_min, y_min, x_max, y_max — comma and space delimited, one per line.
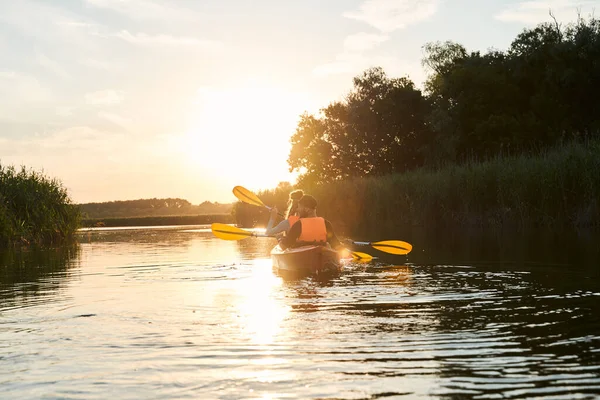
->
349, 251, 374, 261
211, 223, 272, 240
348, 240, 413, 255
232, 185, 412, 256
211, 223, 373, 261
233, 186, 285, 217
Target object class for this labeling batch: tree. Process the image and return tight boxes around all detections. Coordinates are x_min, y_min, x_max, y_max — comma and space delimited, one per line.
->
288, 68, 431, 185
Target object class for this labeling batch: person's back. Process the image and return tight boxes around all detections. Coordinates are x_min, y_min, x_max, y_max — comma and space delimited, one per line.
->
279, 195, 343, 250
294, 215, 327, 246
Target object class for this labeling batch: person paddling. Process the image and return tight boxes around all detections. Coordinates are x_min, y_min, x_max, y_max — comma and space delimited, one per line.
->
278, 194, 344, 250
265, 189, 303, 236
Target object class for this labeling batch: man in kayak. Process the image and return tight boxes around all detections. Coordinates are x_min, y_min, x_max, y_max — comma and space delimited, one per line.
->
265, 189, 303, 236
278, 194, 344, 250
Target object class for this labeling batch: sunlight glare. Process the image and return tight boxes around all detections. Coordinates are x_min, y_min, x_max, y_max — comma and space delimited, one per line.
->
236, 258, 289, 345
180, 83, 307, 191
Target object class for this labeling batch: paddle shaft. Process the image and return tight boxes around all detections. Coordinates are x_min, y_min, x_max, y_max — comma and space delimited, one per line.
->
262, 205, 285, 218
233, 186, 285, 217
349, 240, 412, 255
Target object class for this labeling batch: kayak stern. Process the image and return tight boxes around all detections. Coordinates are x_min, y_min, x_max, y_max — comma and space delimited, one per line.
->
271, 245, 341, 277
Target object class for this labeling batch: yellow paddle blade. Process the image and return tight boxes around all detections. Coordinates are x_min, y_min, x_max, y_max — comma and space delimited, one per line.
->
211, 223, 255, 241
371, 240, 413, 255
233, 186, 267, 208
351, 251, 373, 261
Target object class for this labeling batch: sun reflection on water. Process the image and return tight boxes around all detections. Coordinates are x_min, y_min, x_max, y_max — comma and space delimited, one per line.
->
235, 258, 289, 345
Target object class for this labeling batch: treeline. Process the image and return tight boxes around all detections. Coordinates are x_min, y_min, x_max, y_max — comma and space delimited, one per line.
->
0, 163, 80, 246
289, 17, 600, 185
80, 214, 233, 228
235, 16, 600, 232
79, 198, 233, 219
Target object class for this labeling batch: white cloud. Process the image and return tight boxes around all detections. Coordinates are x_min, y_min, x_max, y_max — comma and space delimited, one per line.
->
40, 126, 121, 150
0, 70, 52, 103
98, 111, 133, 129
313, 54, 360, 77
343, 0, 440, 32
79, 58, 119, 70
84, 0, 199, 21
85, 90, 125, 106
313, 53, 426, 86
344, 32, 390, 51
112, 30, 222, 49
35, 51, 69, 79
55, 18, 103, 38
495, 0, 598, 24
56, 106, 74, 117
316, 1, 438, 86
0, 70, 17, 79
57, 20, 95, 28
1, 126, 126, 155
0, 2, 100, 49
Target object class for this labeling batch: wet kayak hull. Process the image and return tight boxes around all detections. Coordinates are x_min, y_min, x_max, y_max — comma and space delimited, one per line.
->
271, 245, 341, 276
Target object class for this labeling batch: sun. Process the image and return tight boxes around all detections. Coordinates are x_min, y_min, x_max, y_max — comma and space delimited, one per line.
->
179, 82, 306, 192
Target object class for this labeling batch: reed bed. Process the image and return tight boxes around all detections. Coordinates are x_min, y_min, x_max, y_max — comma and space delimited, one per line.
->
0, 164, 80, 246
241, 140, 600, 237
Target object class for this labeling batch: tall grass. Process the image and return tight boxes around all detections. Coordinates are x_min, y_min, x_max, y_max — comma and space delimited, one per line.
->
240, 140, 600, 237
0, 163, 80, 246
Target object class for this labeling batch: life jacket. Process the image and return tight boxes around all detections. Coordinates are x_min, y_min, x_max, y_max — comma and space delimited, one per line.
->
297, 217, 327, 244
287, 215, 300, 229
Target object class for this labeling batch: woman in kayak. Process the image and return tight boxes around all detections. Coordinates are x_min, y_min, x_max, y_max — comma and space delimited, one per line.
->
265, 189, 304, 236
278, 194, 344, 250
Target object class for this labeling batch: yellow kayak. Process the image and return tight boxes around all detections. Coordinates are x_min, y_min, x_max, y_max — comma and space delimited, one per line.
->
271, 244, 341, 277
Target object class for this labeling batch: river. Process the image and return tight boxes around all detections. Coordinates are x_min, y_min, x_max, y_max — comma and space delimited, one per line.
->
1, 225, 599, 399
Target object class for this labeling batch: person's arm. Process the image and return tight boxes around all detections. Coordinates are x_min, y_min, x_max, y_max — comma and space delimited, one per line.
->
265, 207, 281, 234
325, 220, 344, 250
265, 219, 290, 236
279, 220, 302, 249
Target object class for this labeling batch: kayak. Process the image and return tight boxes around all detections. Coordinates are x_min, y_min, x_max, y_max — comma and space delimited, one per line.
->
271, 244, 341, 277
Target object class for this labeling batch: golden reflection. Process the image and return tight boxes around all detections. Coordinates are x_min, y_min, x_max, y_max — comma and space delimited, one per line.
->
235, 258, 289, 345
390, 264, 413, 281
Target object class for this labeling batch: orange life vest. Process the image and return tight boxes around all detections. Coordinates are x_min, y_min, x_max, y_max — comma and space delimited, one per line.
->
298, 217, 327, 244
287, 215, 300, 229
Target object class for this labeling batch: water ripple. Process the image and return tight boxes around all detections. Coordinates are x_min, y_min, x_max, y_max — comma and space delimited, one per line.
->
1, 231, 599, 399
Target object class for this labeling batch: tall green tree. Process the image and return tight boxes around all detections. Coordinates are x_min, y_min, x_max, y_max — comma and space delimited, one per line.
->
288, 67, 431, 185
288, 16, 600, 189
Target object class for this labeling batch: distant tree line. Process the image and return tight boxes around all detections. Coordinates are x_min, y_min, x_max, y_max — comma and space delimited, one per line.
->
289, 16, 600, 186
80, 198, 233, 219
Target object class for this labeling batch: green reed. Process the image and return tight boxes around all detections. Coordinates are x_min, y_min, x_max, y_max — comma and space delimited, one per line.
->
247, 140, 600, 237
0, 163, 80, 246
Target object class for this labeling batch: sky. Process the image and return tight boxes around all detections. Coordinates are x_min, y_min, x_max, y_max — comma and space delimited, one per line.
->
1, 0, 598, 204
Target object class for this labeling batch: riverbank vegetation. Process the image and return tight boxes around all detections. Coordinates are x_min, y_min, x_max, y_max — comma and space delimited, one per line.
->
236, 16, 600, 234
80, 214, 233, 228
79, 198, 234, 228
238, 140, 600, 235
79, 198, 232, 219
0, 164, 80, 246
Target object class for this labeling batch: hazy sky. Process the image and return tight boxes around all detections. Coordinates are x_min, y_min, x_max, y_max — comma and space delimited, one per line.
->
0, 0, 597, 204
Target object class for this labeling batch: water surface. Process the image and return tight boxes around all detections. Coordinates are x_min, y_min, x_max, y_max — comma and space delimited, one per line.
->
1, 225, 599, 399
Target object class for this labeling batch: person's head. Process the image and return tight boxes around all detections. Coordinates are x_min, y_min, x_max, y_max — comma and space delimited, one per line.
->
285, 189, 304, 218
297, 194, 317, 218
